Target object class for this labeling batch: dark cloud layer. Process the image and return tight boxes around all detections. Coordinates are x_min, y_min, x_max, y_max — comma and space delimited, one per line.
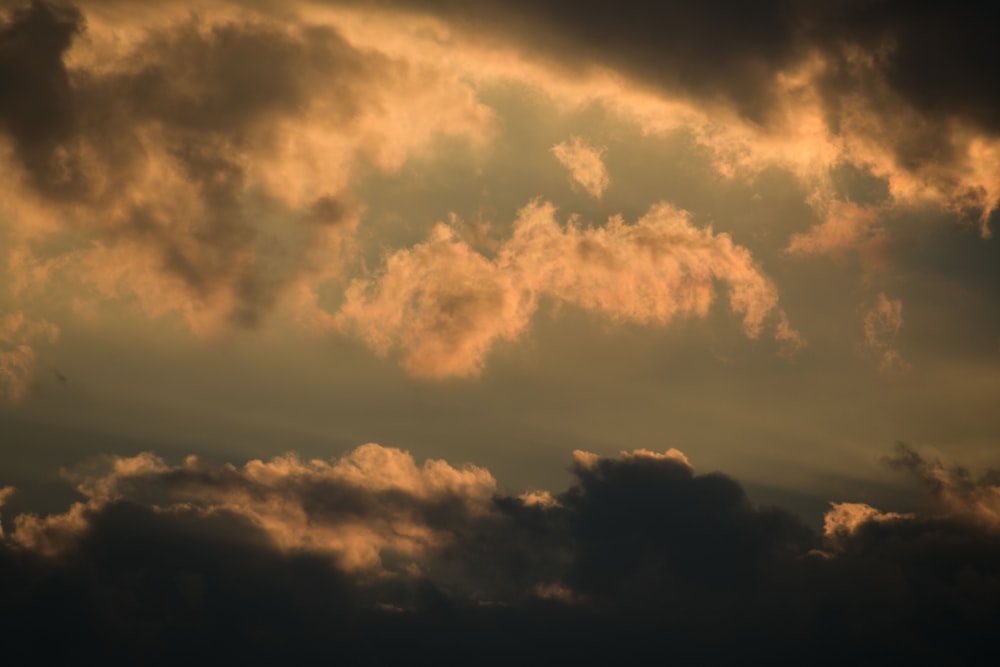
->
2, 444, 998, 664
0, 503, 361, 663
384, 0, 1000, 132
811, 1, 1000, 132
393, 0, 801, 120
366, 0, 1000, 222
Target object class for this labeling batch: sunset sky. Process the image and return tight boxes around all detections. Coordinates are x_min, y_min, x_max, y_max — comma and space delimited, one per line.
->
2, 1, 999, 661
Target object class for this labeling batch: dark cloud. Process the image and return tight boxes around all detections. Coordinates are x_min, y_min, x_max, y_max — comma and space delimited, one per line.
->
417, 0, 1000, 137
404, 0, 802, 122
364, 0, 1000, 214
559, 453, 815, 608
0, 502, 362, 663
811, 1, 1000, 133
0, 0, 83, 196
3, 444, 998, 663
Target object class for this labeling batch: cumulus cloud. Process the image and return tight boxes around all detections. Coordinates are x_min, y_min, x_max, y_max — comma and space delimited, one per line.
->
336, 200, 799, 377
4, 441, 1000, 662
863, 292, 908, 372
551, 137, 609, 199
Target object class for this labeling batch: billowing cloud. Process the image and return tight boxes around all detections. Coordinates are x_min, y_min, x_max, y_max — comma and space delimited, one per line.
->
551, 137, 609, 199
336, 200, 798, 377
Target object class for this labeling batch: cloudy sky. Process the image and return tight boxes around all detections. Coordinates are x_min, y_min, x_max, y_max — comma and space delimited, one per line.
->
2, 0, 999, 661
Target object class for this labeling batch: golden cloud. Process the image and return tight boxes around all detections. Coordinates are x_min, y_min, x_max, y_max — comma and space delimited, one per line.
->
336, 199, 799, 377
551, 137, 609, 199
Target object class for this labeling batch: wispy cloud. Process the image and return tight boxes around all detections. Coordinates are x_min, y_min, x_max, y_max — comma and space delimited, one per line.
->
863, 292, 908, 372
0, 311, 58, 402
787, 201, 883, 257
551, 137, 609, 199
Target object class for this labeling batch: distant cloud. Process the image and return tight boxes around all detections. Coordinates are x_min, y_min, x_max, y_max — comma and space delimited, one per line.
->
551, 137, 609, 199
336, 200, 799, 377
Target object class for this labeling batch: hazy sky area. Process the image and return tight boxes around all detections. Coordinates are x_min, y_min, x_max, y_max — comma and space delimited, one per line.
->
2, 1, 999, 662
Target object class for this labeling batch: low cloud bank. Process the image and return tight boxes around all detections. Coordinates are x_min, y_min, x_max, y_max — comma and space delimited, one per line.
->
1, 442, 997, 663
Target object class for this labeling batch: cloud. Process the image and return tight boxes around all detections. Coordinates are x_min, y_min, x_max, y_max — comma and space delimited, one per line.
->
787, 200, 883, 256
12, 443, 497, 571
2, 0, 995, 377
334, 223, 534, 378
0, 486, 14, 538
343, 0, 1000, 237
822, 501, 912, 551
0, 1, 493, 334
551, 137, 609, 199
336, 199, 799, 377
0, 310, 58, 402
863, 292, 908, 372
1, 499, 362, 663
884, 443, 1000, 529
4, 441, 1000, 662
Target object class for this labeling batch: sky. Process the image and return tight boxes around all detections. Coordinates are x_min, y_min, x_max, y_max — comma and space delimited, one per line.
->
1, 0, 1000, 662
